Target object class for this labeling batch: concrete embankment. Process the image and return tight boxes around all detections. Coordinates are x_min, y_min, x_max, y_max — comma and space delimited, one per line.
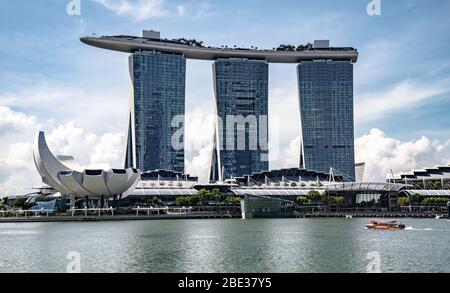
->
0, 213, 240, 223
1, 212, 447, 222
298, 213, 448, 219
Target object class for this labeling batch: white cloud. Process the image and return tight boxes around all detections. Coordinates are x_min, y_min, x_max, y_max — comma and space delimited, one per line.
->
93, 0, 214, 20
355, 128, 450, 181
177, 5, 186, 16
0, 107, 42, 191
0, 106, 40, 137
0, 107, 124, 196
185, 144, 212, 183
0, 82, 129, 135
355, 79, 449, 124
184, 107, 215, 152
45, 122, 125, 169
94, 0, 169, 20
0, 142, 41, 197
89, 132, 125, 168
0, 142, 35, 187
282, 136, 300, 168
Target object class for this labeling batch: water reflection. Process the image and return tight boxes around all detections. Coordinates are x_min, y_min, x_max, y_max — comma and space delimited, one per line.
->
0, 219, 448, 273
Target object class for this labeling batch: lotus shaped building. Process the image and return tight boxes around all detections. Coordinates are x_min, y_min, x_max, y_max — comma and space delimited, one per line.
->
33, 131, 140, 198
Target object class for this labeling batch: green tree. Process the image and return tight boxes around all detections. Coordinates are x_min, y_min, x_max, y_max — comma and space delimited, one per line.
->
0, 198, 7, 210
175, 196, 190, 207
307, 190, 321, 203
152, 197, 162, 207
321, 194, 331, 204
12, 198, 32, 210
175, 196, 188, 207
225, 197, 241, 205
210, 188, 222, 203
197, 189, 212, 204
422, 197, 448, 205
189, 195, 201, 205
397, 197, 410, 207
296, 196, 309, 205
409, 193, 423, 204
335, 196, 345, 207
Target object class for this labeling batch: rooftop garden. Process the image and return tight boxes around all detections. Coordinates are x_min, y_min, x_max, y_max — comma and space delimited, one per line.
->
172, 38, 204, 48
105, 35, 356, 52
274, 43, 313, 51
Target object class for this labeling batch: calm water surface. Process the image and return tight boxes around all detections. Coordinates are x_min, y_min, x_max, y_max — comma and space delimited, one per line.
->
0, 218, 449, 273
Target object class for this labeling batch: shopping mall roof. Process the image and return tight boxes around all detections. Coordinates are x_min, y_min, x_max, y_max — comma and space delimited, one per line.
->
325, 182, 409, 194
400, 190, 450, 197
232, 189, 326, 197
395, 166, 450, 181
131, 188, 198, 197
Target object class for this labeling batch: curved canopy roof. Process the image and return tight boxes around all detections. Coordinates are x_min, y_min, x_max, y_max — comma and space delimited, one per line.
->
400, 190, 450, 197
232, 189, 326, 197
131, 189, 198, 196
396, 166, 450, 180
325, 182, 408, 193
81, 36, 358, 63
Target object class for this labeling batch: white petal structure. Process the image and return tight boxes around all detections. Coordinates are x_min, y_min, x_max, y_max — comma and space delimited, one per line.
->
57, 155, 83, 172
33, 131, 140, 198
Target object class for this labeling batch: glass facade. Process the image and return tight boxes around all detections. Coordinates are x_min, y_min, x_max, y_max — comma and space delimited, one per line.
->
298, 61, 355, 180
242, 195, 295, 219
125, 52, 186, 172
210, 59, 269, 181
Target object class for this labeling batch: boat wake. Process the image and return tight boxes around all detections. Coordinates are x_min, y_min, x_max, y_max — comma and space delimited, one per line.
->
405, 226, 450, 232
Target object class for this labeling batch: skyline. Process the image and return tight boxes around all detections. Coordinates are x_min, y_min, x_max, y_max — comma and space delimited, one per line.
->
2, 0, 450, 195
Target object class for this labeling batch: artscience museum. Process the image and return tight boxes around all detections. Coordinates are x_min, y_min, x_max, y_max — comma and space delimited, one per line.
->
33, 131, 140, 202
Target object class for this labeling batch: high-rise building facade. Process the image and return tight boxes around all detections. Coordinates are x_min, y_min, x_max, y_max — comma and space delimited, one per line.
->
125, 51, 186, 172
210, 59, 269, 181
298, 60, 355, 180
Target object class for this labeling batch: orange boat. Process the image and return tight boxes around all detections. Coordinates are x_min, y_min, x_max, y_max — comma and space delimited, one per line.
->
365, 220, 406, 230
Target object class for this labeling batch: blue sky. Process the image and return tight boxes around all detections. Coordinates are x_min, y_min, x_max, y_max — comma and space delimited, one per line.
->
1, 0, 450, 193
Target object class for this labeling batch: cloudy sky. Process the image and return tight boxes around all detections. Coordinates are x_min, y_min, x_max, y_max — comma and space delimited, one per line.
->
1, 0, 450, 195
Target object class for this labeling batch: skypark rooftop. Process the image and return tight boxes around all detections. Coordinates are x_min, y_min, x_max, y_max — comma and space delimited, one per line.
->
80, 33, 358, 63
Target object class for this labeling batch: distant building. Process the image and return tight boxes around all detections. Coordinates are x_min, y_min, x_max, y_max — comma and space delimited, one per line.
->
81, 33, 359, 181
210, 59, 269, 181
234, 167, 344, 187
125, 51, 186, 172
241, 195, 294, 219
390, 165, 450, 198
384, 166, 450, 213
298, 58, 355, 180
33, 131, 140, 205
141, 170, 198, 182
128, 169, 199, 204
355, 162, 365, 182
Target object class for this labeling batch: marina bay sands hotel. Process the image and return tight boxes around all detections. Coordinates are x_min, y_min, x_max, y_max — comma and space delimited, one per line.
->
81, 30, 358, 181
